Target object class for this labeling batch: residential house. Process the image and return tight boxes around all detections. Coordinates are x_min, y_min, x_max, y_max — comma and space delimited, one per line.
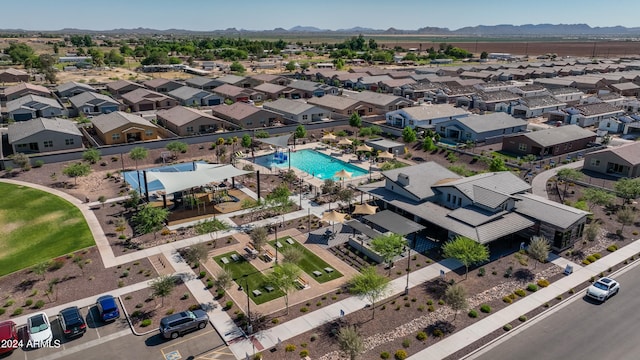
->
365, 138, 405, 155
583, 142, 640, 177
378, 78, 417, 94
8, 117, 83, 154
168, 86, 223, 106
56, 81, 96, 99
212, 84, 262, 103
6, 95, 65, 121
3, 83, 51, 102
346, 91, 413, 115
609, 82, 640, 97
262, 98, 325, 124
598, 117, 626, 134
185, 76, 219, 91
471, 90, 520, 112
143, 78, 185, 94
0, 68, 29, 83
386, 104, 469, 129
90, 111, 158, 145
254, 83, 288, 100
121, 88, 178, 112
209, 102, 281, 129
510, 95, 567, 118
398, 82, 439, 101
212, 74, 248, 88
509, 84, 549, 98
307, 95, 369, 118
436, 112, 528, 143
548, 87, 584, 106
105, 80, 144, 98
249, 74, 290, 86
69, 91, 120, 117
156, 106, 235, 136
502, 124, 596, 157
284, 80, 340, 99
565, 102, 624, 127
360, 162, 588, 251
346, 75, 391, 91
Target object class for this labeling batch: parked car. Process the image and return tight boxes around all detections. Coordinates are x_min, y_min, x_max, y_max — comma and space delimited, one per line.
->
58, 307, 87, 338
586, 277, 620, 302
96, 295, 120, 322
27, 312, 53, 347
0, 321, 19, 355
159, 310, 209, 339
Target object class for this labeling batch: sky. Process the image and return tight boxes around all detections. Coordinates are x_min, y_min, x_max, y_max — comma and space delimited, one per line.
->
2, 0, 640, 31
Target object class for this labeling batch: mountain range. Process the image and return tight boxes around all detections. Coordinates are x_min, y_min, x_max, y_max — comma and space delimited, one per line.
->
3, 24, 640, 37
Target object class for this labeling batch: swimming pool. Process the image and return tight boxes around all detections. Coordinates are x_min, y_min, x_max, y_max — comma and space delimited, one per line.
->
123, 161, 206, 193
255, 149, 369, 180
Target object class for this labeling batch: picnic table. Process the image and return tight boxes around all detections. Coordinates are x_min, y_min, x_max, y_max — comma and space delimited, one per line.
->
231, 254, 240, 262
252, 290, 262, 297
276, 241, 283, 248
265, 286, 274, 292
221, 257, 229, 264
313, 270, 322, 277
286, 238, 294, 245
324, 267, 334, 273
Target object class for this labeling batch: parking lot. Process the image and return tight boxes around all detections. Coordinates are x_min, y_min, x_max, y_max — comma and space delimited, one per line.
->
3, 302, 233, 360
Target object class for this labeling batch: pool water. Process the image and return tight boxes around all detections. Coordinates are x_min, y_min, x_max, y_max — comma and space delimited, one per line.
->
124, 161, 206, 193
255, 149, 369, 180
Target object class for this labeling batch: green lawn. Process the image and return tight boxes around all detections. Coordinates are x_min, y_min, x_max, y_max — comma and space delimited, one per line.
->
213, 251, 284, 305
0, 183, 94, 276
269, 238, 343, 283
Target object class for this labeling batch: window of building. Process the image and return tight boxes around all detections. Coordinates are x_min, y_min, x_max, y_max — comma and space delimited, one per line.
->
348, 110, 353, 115
590, 159, 600, 166
145, 130, 154, 137
446, 193, 451, 202
518, 143, 527, 151
440, 126, 445, 132
246, 121, 253, 126
388, 106, 393, 110
186, 126, 194, 133
64, 138, 74, 145
457, 197, 462, 206
302, 115, 308, 120
112, 133, 120, 141
368, 107, 373, 113
43, 140, 53, 148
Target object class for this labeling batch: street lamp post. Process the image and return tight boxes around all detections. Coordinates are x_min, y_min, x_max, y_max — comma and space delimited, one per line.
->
274, 223, 278, 265
404, 245, 411, 296
244, 276, 252, 334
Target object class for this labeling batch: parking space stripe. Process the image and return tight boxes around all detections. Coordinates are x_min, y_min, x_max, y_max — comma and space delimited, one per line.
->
86, 306, 100, 339
159, 329, 214, 352
33, 329, 130, 360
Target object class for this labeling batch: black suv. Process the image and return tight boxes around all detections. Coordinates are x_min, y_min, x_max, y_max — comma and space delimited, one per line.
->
159, 310, 209, 339
58, 307, 87, 338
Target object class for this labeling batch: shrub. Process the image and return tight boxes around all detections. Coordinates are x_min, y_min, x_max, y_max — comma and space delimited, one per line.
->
225, 301, 233, 309
556, 295, 563, 300
11, 308, 23, 316
607, 245, 618, 252
543, 302, 550, 308
514, 289, 526, 297
519, 315, 527, 322
395, 349, 408, 360
300, 307, 309, 313
188, 304, 201, 311
285, 344, 296, 352
381, 352, 391, 359
416, 331, 428, 341
402, 338, 411, 348
427, 305, 435, 312
135, 303, 143, 309
0, 309, 4, 315
569, 288, 575, 294
504, 266, 513, 278
3, 299, 15, 307
509, 293, 516, 300
478, 267, 486, 277
480, 304, 491, 313
418, 305, 425, 312
34, 300, 45, 309
586, 255, 597, 263
206, 280, 213, 289
181, 293, 190, 300
468, 309, 478, 318
426, 299, 433, 305
527, 284, 538, 292
438, 299, 445, 305
593, 253, 602, 259
199, 271, 206, 278
140, 319, 152, 327
166, 309, 175, 315
34, 160, 44, 168
299, 350, 309, 357
503, 324, 513, 331
503, 296, 513, 304
310, 333, 318, 342
432, 329, 444, 338
582, 259, 592, 265
537, 279, 550, 288
48, 259, 65, 271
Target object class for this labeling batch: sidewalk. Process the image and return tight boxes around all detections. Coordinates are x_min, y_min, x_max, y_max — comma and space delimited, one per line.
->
530, 160, 584, 197
407, 238, 640, 360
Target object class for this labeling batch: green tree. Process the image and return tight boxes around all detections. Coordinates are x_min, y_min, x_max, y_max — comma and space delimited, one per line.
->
480, 51, 489, 59
280, 246, 304, 264
555, 168, 583, 203
31, 262, 49, 281
11, 153, 30, 171
337, 325, 365, 360
442, 236, 489, 279
166, 141, 188, 159
486, 156, 508, 172
614, 178, 640, 205
527, 236, 550, 269
370, 233, 407, 276
250, 226, 268, 252
214, 267, 233, 293
82, 148, 101, 164
616, 206, 636, 233
241, 134, 252, 148
6, 42, 34, 64
348, 266, 389, 319
37, 54, 58, 83
402, 126, 417, 143
294, 124, 307, 142
285, 62, 296, 71
132, 204, 169, 239
194, 218, 229, 246
230, 61, 245, 73
583, 188, 615, 211
422, 136, 436, 152
62, 162, 91, 185
444, 284, 468, 321
129, 146, 148, 170
183, 243, 208, 271
523, 154, 537, 169
150, 275, 176, 306
349, 113, 362, 131
266, 263, 302, 315
585, 222, 600, 242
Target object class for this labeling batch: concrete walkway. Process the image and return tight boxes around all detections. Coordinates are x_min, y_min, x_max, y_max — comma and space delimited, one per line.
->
530, 160, 584, 197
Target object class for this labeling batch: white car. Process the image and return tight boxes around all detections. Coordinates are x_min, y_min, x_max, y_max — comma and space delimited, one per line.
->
586, 277, 620, 302
27, 312, 53, 347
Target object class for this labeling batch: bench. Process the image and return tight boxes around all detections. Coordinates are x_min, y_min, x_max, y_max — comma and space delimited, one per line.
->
221, 257, 230, 264
286, 238, 294, 245
295, 276, 309, 289
252, 290, 262, 297
230, 254, 240, 262
324, 267, 334, 273
265, 285, 274, 292
245, 247, 259, 255
313, 271, 322, 277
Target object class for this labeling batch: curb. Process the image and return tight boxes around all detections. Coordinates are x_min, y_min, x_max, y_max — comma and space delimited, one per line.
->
460, 256, 640, 360
117, 295, 158, 337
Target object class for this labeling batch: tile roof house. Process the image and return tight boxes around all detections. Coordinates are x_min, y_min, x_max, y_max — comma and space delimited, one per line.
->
209, 102, 281, 129
185, 76, 219, 91
69, 91, 120, 117
262, 98, 325, 124
583, 142, 640, 178
55, 81, 96, 99
121, 88, 178, 112
345, 91, 413, 114
565, 102, 625, 127
8, 117, 83, 154
306, 95, 370, 118
386, 104, 469, 129
0, 68, 29, 83
509, 95, 567, 118
360, 161, 588, 250
248, 74, 290, 86
212, 74, 247, 87
156, 106, 236, 136
105, 80, 144, 98
142, 78, 185, 94
90, 111, 158, 145
284, 80, 340, 99
167, 86, 223, 106
6, 95, 65, 121
436, 112, 528, 142
471, 90, 521, 112
502, 124, 596, 157
3, 83, 52, 102
253, 83, 288, 100
212, 84, 262, 103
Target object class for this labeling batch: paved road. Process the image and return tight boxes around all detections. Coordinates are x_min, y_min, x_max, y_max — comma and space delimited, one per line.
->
471, 267, 640, 360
